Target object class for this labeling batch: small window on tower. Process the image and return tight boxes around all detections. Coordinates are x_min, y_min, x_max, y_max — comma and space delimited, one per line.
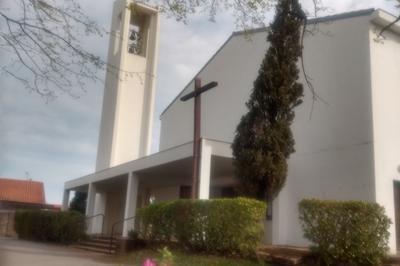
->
128, 11, 149, 56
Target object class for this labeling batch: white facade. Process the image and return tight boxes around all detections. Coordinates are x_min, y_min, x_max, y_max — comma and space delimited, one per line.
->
95, 0, 159, 171
370, 10, 400, 252
64, 7, 400, 253
159, 8, 400, 252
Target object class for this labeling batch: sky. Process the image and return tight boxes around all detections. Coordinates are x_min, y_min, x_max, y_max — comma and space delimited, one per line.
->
0, 0, 397, 204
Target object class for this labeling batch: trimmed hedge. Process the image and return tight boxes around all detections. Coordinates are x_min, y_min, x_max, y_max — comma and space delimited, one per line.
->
15, 210, 85, 244
138, 198, 266, 256
299, 199, 391, 266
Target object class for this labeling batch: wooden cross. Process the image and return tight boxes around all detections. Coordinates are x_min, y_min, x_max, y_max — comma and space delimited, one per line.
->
181, 78, 218, 199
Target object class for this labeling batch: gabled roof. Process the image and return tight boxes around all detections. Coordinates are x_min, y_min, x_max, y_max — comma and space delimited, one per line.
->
160, 8, 376, 117
0, 177, 45, 205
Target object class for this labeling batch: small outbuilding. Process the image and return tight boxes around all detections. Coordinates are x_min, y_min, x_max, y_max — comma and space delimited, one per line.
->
0, 177, 59, 237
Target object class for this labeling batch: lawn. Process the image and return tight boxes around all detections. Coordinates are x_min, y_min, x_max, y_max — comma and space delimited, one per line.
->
116, 248, 271, 266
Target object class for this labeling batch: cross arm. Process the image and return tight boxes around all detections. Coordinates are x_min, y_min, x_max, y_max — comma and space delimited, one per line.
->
180, 81, 218, 102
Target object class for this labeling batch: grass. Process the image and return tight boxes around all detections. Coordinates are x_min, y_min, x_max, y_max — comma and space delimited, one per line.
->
116, 248, 271, 266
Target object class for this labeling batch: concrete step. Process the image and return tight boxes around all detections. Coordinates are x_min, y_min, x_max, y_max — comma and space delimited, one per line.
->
90, 235, 115, 240
78, 240, 116, 249
73, 236, 118, 255
257, 250, 304, 266
258, 245, 400, 266
257, 245, 311, 265
83, 238, 115, 245
384, 255, 400, 266
73, 244, 116, 254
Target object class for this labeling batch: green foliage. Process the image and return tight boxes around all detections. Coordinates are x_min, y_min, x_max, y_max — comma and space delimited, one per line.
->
123, 248, 269, 266
141, 0, 274, 29
158, 246, 174, 266
232, 0, 306, 201
139, 201, 176, 243
299, 199, 391, 266
69, 191, 87, 214
14, 210, 85, 244
128, 229, 140, 240
138, 198, 266, 256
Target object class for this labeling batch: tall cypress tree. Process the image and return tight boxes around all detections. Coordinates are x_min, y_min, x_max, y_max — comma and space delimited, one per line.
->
232, 0, 306, 201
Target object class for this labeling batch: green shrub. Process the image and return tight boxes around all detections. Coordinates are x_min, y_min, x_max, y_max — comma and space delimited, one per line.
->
139, 201, 175, 242
138, 197, 266, 256
128, 229, 140, 240
299, 199, 391, 266
15, 210, 85, 244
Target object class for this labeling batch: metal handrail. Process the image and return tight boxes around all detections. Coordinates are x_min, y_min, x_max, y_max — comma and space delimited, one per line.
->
109, 216, 136, 254
85, 213, 105, 236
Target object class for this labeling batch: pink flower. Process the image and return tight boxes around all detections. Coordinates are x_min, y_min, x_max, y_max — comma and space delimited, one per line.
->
142, 258, 157, 266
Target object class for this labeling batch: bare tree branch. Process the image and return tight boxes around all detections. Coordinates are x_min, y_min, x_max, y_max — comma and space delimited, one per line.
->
377, 15, 400, 39
0, 0, 147, 100
3, 0, 398, 103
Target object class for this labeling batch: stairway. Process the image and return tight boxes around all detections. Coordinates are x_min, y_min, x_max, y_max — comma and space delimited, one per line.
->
73, 235, 117, 254
257, 245, 400, 266
256, 245, 311, 265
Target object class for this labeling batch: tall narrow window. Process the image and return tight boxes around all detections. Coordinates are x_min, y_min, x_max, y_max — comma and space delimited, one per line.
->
128, 11, 149, 56
128, 24, 141, 55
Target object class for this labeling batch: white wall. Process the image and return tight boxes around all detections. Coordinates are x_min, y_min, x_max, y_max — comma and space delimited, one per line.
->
96, 1, 159, 171
276, 14, 377, 246
159, 32, 267, 150
161, 12, 380, 247
95, 0, 125, 171
370, 20, 400, 253
92, 192, 107, 234
104, 188, 126, 235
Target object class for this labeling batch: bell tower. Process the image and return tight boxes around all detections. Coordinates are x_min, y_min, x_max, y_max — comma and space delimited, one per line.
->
95, 0, 159, 171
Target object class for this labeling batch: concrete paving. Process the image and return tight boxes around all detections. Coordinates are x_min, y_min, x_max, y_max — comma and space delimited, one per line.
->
0, 237, 118, 266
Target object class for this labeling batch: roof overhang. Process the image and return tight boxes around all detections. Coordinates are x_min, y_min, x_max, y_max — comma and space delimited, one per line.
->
65, 141, 194, 189
64, 139, 234, 190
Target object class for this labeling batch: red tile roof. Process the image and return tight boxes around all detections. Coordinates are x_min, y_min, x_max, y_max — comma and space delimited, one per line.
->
0, 178, 45, 204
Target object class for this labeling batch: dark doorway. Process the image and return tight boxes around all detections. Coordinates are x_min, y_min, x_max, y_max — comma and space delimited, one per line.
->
210, 186, 238, 198
394, 181, 400, 249
179, 186, 191, 199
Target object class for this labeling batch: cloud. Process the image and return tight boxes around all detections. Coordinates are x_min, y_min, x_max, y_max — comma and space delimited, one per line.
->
302, 0, 397, 15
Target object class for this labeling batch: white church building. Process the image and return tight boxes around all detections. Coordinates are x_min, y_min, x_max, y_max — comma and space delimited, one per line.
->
63, 0, 400, 253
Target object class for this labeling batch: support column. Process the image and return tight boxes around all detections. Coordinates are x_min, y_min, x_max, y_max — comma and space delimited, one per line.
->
93, 192, 107, 234
85, 183, 97, 234
199, 140, 212, 199
122, 172, 139, 237
61, 189, 70, 211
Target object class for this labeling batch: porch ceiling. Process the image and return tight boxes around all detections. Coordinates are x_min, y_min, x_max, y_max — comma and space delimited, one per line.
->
65, 141, 194, 190
65, 140, 235, 190
137, 157, 192, 187
94, 174, 128, 192
70, 184, 89, 193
